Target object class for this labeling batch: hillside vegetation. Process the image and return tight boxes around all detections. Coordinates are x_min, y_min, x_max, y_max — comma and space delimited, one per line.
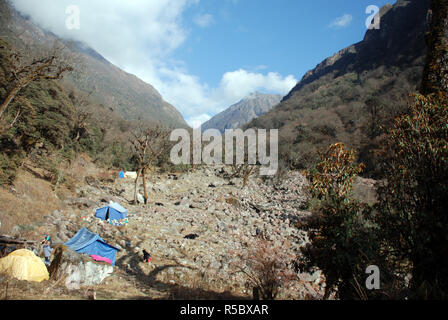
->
0, 0, 188, 128
0, 37, 144, 185
1, 0, 447, 302
247, 0, 430, 176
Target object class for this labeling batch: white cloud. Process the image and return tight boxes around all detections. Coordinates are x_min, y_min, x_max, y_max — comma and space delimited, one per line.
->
129, 66, 296, 122
12, 0, 194, 65
11, 0, 297, 126
186, 114, 211, 128
329, 14, 353, 28
213, 69, 296, 108
194, 13, 214, 28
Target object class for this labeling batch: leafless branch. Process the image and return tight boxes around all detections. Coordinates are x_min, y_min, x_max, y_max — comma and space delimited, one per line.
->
129, 123, 172, 204
0, 41, 74, 119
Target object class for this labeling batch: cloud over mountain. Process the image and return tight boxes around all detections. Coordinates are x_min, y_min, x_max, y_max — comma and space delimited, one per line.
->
11, 0, 296, 128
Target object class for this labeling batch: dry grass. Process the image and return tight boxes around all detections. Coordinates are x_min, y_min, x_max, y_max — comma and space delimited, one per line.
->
64, 153, 102, 186
0, 170, 64, 237
0, 274, 84, 300
0, 153, 107, 237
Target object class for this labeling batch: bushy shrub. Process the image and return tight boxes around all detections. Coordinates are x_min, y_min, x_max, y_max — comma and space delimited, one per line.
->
0, 150, 23, 185
300, 93, 448, 300
374, 92, 448, 299
231, 237, 296, 300
299, 143, 380, 299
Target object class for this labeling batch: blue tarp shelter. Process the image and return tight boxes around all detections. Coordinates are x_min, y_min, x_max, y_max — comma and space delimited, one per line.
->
119, 171, 125, 179
65, 228, 120, 266
95, 202, 127, 221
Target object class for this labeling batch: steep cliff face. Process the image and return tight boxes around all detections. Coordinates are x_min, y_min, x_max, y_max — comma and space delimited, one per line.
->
248, 0, 431, 173
202, 92, 282, 133
283, 0, 429, 101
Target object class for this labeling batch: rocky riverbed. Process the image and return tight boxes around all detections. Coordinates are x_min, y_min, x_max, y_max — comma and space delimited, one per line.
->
5, 166, 327, 300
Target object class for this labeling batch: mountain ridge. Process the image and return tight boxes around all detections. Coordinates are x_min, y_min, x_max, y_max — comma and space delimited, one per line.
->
247, 0, 431, 174
202, 92, 282, 133
0, 2, 188, 129
283, 0, 425, 102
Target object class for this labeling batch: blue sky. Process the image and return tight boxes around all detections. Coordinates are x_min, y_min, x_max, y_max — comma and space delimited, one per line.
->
179, 0, 394, 89
12, 0, 396, 127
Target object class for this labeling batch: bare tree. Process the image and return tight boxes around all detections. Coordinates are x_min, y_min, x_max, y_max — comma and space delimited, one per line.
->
69, 91, 93, 142
230, 237, 296, 300
230, 161, 256, 189
130, 124, 171, 205
0, 41, 73, 120
228, 144, 257, 189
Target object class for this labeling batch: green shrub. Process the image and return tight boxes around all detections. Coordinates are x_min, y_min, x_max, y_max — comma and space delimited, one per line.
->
299, 143, 380, 299
374, 92, 448, 299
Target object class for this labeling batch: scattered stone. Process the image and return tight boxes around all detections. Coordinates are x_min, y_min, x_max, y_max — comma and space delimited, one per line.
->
137, 193, 145, 204
40, 164, 319, 299
225, 197, 241, 208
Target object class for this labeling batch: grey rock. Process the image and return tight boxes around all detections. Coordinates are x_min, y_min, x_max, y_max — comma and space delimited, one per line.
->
175, 198, 189, 207
137, 193, 145, 204
56, 232, 69, 242
51, 247, 114, 290
10, 225, 21, 236
202, 92, 282, 134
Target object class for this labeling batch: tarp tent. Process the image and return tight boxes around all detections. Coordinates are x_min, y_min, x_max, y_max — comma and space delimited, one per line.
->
0, 249, 49, 282
95, 202, 127, 221
65, 228, 120, 266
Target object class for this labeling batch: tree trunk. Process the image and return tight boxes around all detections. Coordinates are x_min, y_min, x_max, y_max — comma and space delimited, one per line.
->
0, 83, 23, 119
242, 165, 255, 189
142, 167, 149, 205
252, 287, 260, 300
133, 169, 141, 204
243, 172, 249, 188
421, 0, 448, 95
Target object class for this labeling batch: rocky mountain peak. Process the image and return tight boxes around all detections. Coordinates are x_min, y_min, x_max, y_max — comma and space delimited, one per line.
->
202, 92, 282, 133
243, 91, 265, 100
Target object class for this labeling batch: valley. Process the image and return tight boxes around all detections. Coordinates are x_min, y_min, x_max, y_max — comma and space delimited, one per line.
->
1, 0, 447, 302
0, 156, 329, 300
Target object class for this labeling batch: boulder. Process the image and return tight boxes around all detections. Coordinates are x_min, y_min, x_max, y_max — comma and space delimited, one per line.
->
137, 193, 145, 204
225, 197, 241, 208
56, 232, 70, 242
175, 198, 189, 207
49, 245, 114, 290
10, 225, 21, 237
65, 197, 97, 209
100, 196, 122, 203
